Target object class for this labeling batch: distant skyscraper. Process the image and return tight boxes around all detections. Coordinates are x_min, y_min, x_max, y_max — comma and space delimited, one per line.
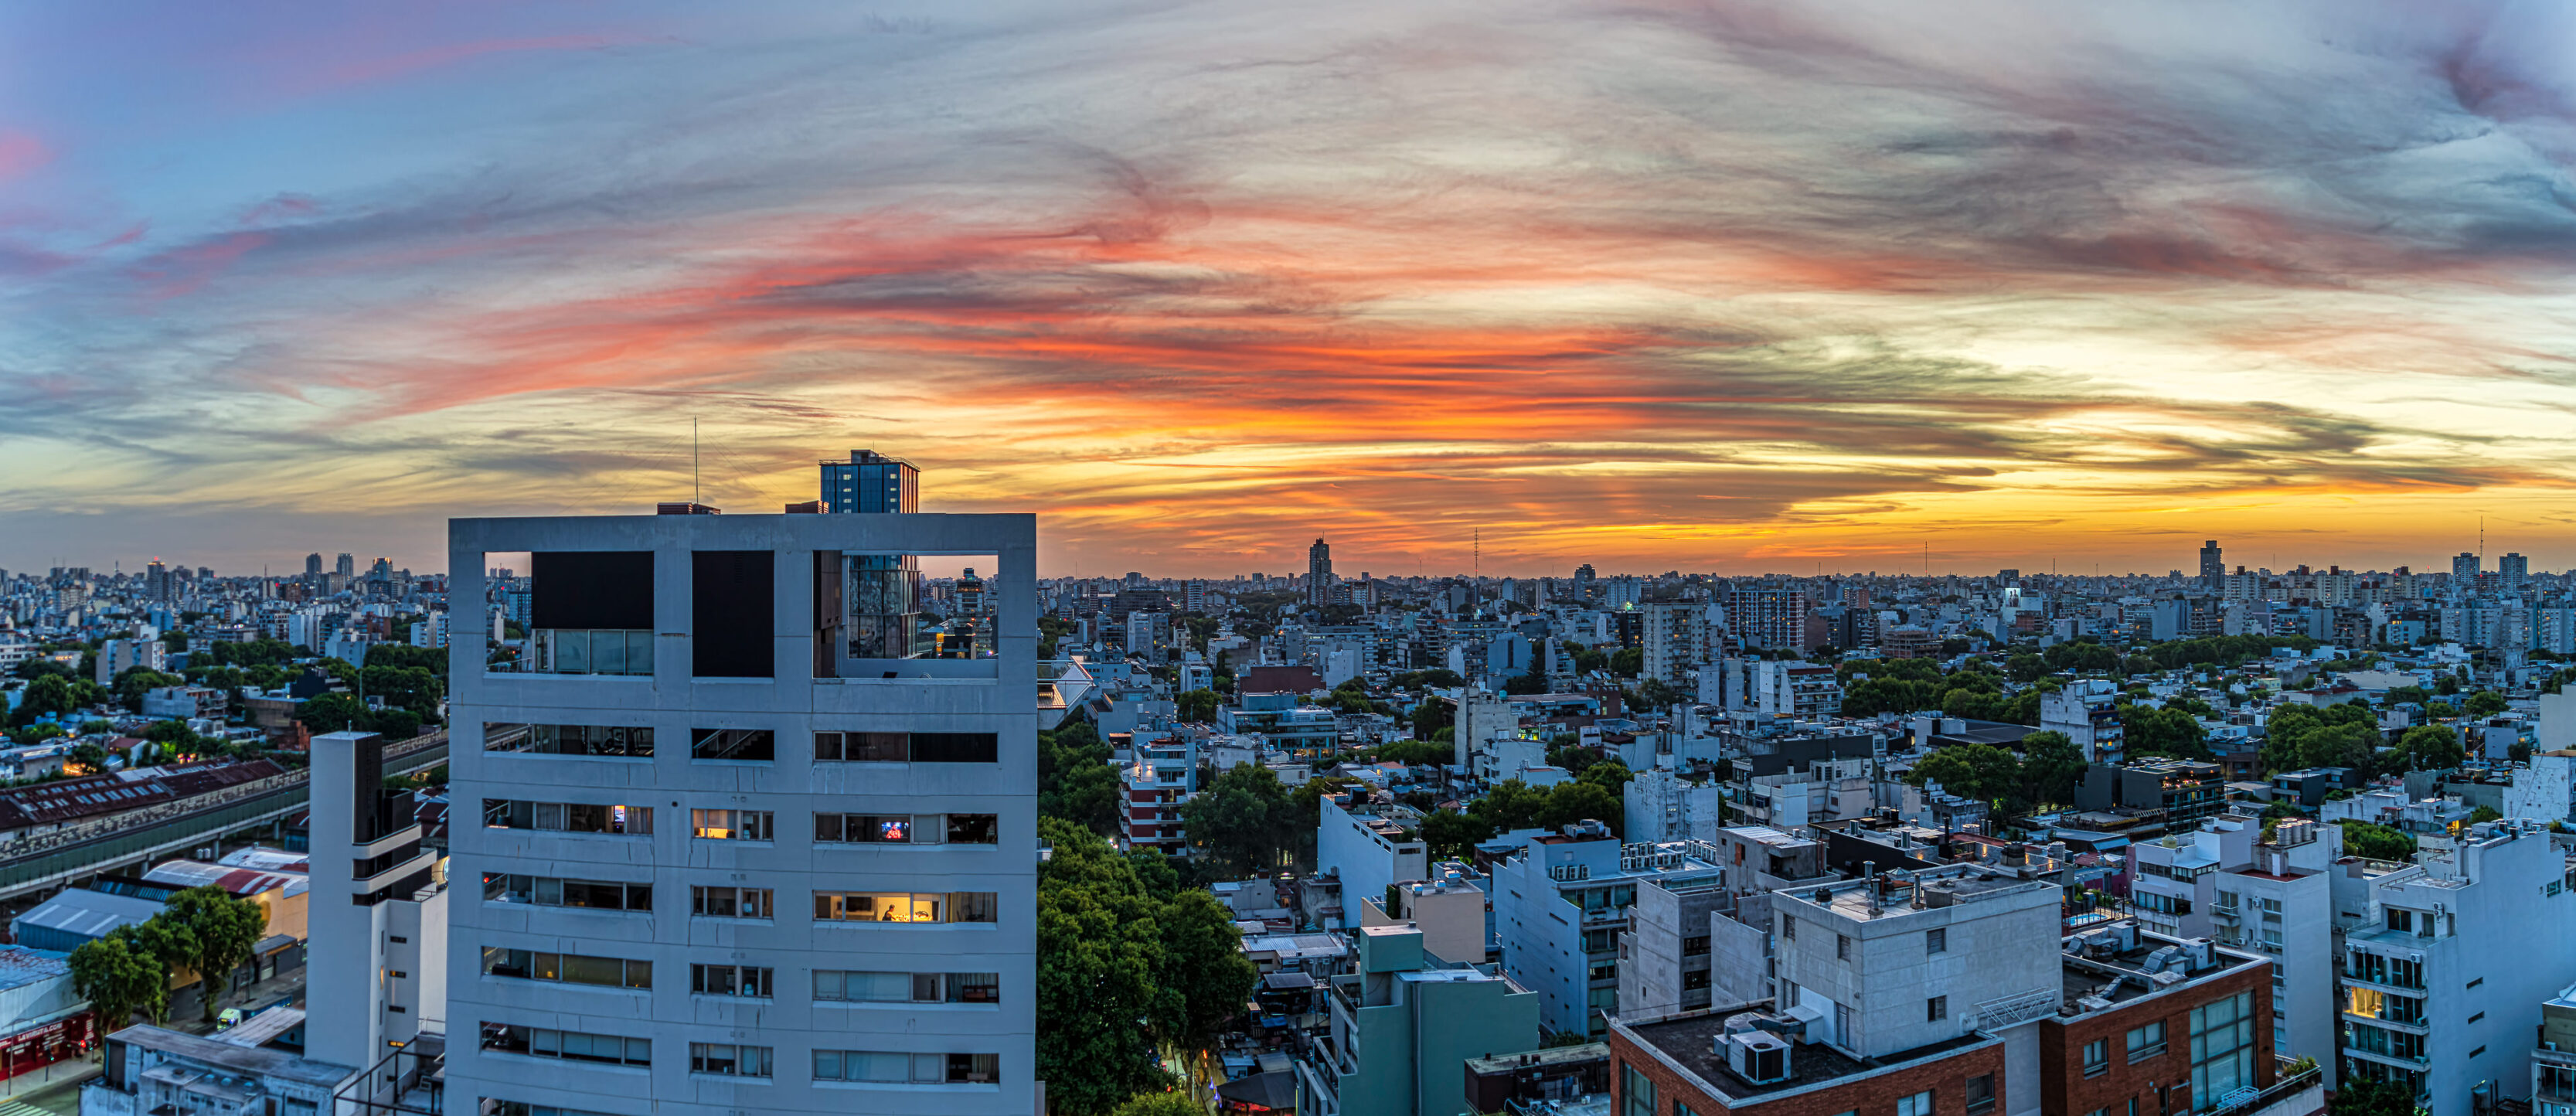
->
2455, 552, 2481, 586
1573, 563, 1598, 604
1307, 538, 1334, 608
305, 553, 324, 578
334, 553, 355, 580
2501, 552, 2530, 594
819, 448, 920, 513
2199, 540, 2224, 586
145, 560, 169, 601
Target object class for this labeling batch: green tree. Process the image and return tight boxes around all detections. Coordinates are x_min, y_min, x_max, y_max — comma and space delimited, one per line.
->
113, 668, 185, 710
11, 674, 74, 726
2016, 731, 2088, 808
1175, 689, 1220, 723
1609, 647, 1642, 678
2463, 690, 2508, 718
163, 886, 270, 1022
2119, 706, 2210, 760
2392, 724, 2464, 773
1907, 743, 2021, 804
1039, 722, 1121, 835
2337, 821, 2416, 862
1411, 696, 1453, 740
68, 936, 165, 1033
1420, 808, 1492, 860
1468, 779, 1550, 834
68, 742, 110, 774
1578, 760, 1635, 794
1181, 764, 1298, 876
2326, 1070, 2421, 1116
1631, 679, 1681, 711
1038, 818, 1257, 1116
1536, 781, 1623, 837
1040, 819, 1182, 1114
1110, 1091, 1206, 1116
2470, 806, 2503, 825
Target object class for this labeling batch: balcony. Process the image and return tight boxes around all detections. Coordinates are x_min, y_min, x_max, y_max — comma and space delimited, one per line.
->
2202, 1061, 2322, 1116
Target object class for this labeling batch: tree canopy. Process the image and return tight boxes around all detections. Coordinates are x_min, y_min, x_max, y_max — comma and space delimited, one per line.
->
1182, 764, 1302, 876
1038, 721, 1120, 835
1038, 818, 1257, 1116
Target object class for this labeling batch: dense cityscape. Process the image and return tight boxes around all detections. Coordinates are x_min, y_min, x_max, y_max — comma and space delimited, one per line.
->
0, 451, 2561, 1116
19, 5, 2576, 1116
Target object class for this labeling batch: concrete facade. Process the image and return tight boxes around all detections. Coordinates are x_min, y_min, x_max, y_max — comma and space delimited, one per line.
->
442, 512, 1038, 1116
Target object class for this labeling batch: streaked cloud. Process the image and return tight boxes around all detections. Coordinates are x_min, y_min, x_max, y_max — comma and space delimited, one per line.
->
4, 0, 2576, 573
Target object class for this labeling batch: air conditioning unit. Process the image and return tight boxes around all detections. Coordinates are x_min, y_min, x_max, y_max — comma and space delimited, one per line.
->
1719, 1030, 1793, 1086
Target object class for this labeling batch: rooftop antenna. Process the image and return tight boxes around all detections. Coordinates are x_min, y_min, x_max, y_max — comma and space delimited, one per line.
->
693, 417, 701, 505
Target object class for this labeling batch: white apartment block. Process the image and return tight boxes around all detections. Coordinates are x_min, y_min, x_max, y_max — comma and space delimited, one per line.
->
2340, 820, 2576, 1116
2208, 819, 2339, 1084
444, 511, 1038, 1116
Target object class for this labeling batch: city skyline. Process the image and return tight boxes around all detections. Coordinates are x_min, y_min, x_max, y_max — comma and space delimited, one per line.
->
11, 5, 2576, 573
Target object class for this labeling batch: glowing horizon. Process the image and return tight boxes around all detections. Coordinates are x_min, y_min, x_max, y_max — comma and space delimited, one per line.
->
7, 2, 2576, 577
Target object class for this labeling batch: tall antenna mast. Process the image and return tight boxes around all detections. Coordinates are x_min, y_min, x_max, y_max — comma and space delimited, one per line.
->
693, 417, 701, 505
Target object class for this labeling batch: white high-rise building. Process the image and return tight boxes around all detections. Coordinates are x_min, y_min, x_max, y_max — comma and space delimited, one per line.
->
444, 509, 1038, 1116
305, 730, 447, 1100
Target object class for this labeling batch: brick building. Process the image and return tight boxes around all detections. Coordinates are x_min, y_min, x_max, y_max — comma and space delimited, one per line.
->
1606, 862, 2314, 1116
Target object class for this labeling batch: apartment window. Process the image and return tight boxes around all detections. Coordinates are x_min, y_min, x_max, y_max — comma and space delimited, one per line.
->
1682, 936, 1710, 958
1897, 1090, 1934, 1116
1965, 1073, 1996, 1115
1928, 996, 1947, 1022
2082, 1038, 2109, 1077
1683, 971, 1710, 991
478, 1023, 648, 1067
689, 886, 775, 919
821, 813, 996, 845
813, 891, 998, 924
1621, 1063, 1656, 1116
2386, 908, 2414, 934
1781, 916, 1795, 941
689, 964, 775, 999
1836, 934, 1851, 961
691, 809, 774, 841
812, 1050, 999, 1084
688, 1043, 774, 1078
813, 971, 1000, 1004
814, 730, 999, 764
2126, 1019, 2166, 1063
484, 723, 654, 757
690, 728, 775, 762
482, 800, 652, 835
2190, 991, 2255, 1102
481, 874, 650, 913
482, 948, 650, 990
1927, 928, 1946, 954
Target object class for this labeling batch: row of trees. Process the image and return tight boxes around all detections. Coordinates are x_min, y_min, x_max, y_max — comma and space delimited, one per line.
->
67, 886, 270, 1029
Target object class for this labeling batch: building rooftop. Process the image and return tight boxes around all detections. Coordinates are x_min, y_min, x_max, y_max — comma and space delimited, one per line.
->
13, 888, 165, 941
0, 946, 70, 993
2060, 922, 2265, 1016
107, 1024, 358, 1087
1622, 1007, 1996, 1103
1465, 1042, 1609, 1075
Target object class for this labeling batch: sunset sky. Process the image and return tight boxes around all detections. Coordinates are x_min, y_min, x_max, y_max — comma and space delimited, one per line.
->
6, 2, 2576, 577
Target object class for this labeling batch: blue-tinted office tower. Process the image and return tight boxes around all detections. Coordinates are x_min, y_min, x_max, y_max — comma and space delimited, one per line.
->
822, 451, 926, 658
821, 449, 920, 514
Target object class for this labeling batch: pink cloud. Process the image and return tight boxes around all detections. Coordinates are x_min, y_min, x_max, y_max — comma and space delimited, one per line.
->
0, 131, 52, 182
